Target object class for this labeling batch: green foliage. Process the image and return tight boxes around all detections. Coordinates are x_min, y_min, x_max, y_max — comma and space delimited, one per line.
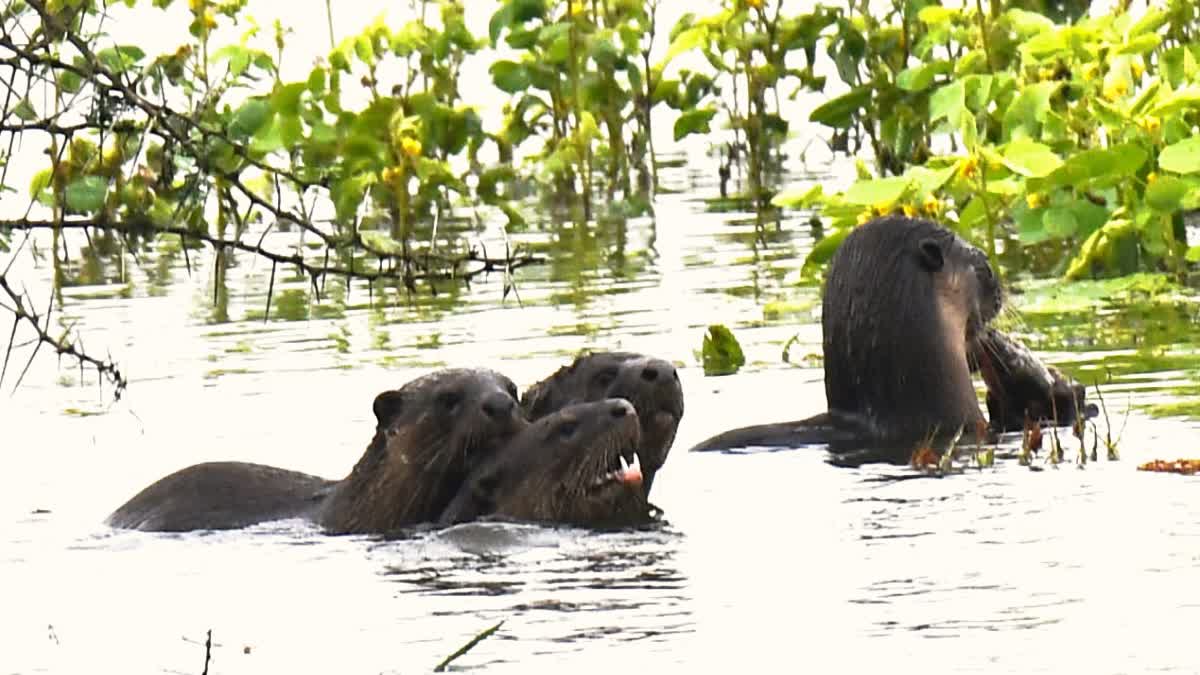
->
782, 0, 1200, 282
701, 324, 746, 376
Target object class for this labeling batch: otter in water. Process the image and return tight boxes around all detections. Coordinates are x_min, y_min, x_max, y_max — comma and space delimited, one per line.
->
972, 326, 1095, 432
439, 399, 654, 529
690, 215, 1004, 462
521, 352, 683, 495
107, 368, 526, 533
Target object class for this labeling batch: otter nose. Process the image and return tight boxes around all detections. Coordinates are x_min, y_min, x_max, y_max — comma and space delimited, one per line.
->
481, 392, 516, 420
640, 360, 679, 384
609, 399, 635, 418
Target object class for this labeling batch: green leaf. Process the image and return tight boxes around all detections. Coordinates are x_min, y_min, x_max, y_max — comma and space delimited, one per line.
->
673, 107, 716, 141
843, 176, 912, 206
1146, 176, 1188, 211
896, 61, 948, 92
29, 168, 52, 199
361, 230, 405, 254
1002, 81, 1059, 140
1160, 137, 1200, 174
229, 98, 272, 139
1044, 144, 1148, 188
660, 25, 707, 69
95, 45, 145, 73
270, 82, 307, 117
1001, 139, 1062, 178
929, 80, 965, 124
801, 227, 851, 274
809, 87, 871, 128
772, 184, 823, 209
13, 98, 36, 121
1042, 206, 1078, 237
1116, 33, 1162, 55
1186, 245, 1200, 263
490, 60, 530, 93
701, 324, 745, 377
64, 176, 108, 213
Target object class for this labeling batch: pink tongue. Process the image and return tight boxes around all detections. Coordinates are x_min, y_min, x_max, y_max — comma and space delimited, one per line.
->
620, 464, 643, 486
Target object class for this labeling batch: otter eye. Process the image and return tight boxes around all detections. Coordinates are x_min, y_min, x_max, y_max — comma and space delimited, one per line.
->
556, 421, 578, 440
437, 390, 463, 411
917, 238, 945, 272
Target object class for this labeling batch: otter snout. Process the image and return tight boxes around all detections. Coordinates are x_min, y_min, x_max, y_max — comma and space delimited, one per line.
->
608, 398, 635, 418
480, 390, 518, 421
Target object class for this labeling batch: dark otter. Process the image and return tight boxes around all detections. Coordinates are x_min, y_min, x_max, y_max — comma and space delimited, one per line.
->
521, 352, 683, 495
107, 369, 526, 533
690, 215, 1003, 461
439, 399, 653, 529
971, 326, 1096, 432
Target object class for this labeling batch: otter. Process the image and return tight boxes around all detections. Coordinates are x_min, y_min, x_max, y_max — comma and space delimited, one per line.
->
520, 352, 683, 495
690, 215, 1003, 462
107, 368, 526, 533
439, 399, 654, 529
972, 326, 1096, 432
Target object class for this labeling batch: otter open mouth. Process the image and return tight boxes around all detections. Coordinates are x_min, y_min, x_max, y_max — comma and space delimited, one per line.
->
589, 448, 643, 490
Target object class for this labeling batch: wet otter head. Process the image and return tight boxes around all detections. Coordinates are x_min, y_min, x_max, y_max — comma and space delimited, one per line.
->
320, 368, 526, 534
521, 352, 683, 495
822, 215, 1001, 447
441, 399, 653, 529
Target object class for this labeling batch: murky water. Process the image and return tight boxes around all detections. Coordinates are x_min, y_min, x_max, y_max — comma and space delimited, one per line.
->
7, 3, 1200, 674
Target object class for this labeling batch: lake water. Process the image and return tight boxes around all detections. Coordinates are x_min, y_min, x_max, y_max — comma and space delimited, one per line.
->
5, 2, 1200, 674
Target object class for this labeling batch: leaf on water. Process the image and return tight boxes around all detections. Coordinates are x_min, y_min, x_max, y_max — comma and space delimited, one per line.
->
701, 324, 745, 377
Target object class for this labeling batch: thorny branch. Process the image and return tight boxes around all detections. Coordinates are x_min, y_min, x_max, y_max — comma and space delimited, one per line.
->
0, 2, 544, 399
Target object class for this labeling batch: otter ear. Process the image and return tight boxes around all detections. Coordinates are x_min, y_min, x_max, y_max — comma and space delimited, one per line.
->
372, 390, 405, 427
917, 238, 945, 271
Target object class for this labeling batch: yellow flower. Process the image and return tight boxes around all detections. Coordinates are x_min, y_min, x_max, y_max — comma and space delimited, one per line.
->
188, 0, 205, 12
745, 0, 764, 8
1025, 192, 1047, 209
1142, 115, 1161, 133
959, 156, 979, 179
400, 136, 422, 158
922, 194, 941, 215
856, 211, 872, 226
202, 10, 217, 30
1103, 80, 1128, 101
382, 166, 401, 183
1147, 172, 1158, 185
902, 204, 918, 218
1131, 59, 1145, 79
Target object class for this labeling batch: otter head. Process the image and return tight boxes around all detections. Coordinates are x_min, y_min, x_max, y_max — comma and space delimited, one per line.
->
521, 352, 684, 496
322, 368, 526, 534
441, 399, 653, 529
822, 215, 1001, 448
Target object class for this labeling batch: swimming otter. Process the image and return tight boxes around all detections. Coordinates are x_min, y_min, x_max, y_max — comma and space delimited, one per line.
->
107, 369, 526, 533
690, 215, 1002, 461
521, 352, 683, 495
439, 399, 653, 529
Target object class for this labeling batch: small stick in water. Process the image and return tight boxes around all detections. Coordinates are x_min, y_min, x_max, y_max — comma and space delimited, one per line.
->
434, 620, 505, 672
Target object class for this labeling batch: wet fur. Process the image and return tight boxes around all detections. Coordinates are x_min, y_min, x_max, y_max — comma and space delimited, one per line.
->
971, 327, 1095, 432
107, 369, 525, 534
441, 399, 653, 529
521, 352, 683, 495
690, 216, 1001, 461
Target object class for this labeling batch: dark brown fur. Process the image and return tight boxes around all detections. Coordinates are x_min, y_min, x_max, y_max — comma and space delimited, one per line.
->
440, 399, 653, 529
107, 369, 525, 533
690, 215, 1002, 462
521, 352, 683, 495
971, 327, 1095, 432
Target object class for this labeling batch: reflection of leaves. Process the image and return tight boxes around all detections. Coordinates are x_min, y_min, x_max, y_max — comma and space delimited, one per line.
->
65, 176, 108, 213
701, 324, 745, 377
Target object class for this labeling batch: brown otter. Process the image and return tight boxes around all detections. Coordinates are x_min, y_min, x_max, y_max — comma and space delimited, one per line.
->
971, 326, 1096, 432
690, 215, 1003, 462
439, 399, 654, 529
107, 368, 526, 533
520, 352, 683, 496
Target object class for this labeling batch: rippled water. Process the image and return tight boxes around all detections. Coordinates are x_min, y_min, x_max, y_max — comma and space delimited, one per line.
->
7, 3, 1200, 674
6, 171, 1200, 674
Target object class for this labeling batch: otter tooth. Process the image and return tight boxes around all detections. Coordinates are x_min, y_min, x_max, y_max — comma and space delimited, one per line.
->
629, 452, 641, 471
619, 455, 630, 471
